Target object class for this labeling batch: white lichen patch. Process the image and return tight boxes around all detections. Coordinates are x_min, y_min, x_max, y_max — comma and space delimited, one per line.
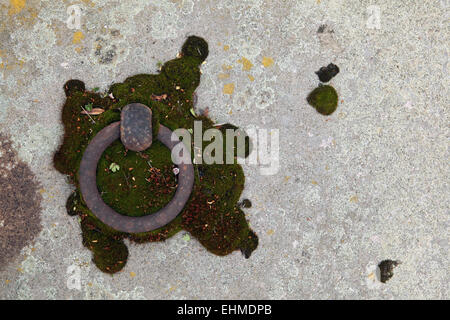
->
10, 21, 56, 71
20, 254, 50, 277
302, 185, 322, 207
150, 2, 184, 40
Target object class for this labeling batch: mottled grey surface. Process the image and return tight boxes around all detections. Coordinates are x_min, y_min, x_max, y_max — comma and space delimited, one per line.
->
0, 0, 448, 299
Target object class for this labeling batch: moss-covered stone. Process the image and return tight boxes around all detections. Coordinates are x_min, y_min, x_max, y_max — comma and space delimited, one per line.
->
307, 84, 338, 115
54, 36, 258, 273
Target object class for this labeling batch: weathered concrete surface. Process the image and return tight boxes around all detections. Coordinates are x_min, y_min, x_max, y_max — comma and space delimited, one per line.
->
0, 0, 448, 299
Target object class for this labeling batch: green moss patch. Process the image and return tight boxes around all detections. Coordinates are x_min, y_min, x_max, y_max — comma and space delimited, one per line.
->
307, 84, 338, 115
54, 36, 258, 273
97, 140, 177, 217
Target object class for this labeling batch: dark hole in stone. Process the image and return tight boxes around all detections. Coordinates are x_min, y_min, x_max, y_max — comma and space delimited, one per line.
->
317, 24, 334, 34
315, 63, 340, 83
317, 24, 327, 33
378, 259, 400, 283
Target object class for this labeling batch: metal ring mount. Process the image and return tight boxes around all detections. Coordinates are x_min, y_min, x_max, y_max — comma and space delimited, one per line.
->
79, 103, 194, 233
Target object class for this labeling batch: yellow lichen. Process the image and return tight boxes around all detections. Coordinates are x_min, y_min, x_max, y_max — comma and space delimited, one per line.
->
262, 56, 274, 68
237, 57, 253, 71
8, 0, 26, 15
222, 64, 233, 71
81, 0, 95, 7
72, 31, 85, 44
223, 83, 235, 95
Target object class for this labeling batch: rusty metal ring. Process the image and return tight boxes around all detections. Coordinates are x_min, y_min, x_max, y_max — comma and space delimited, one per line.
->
79, 110, 194, 233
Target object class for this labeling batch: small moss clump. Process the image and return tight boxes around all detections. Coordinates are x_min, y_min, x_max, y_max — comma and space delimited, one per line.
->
54, 36, 258, 273
181, 35, 209, 62
307, 84, 338, 115
315, 63, 340, 83
378, 260, 400, 283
